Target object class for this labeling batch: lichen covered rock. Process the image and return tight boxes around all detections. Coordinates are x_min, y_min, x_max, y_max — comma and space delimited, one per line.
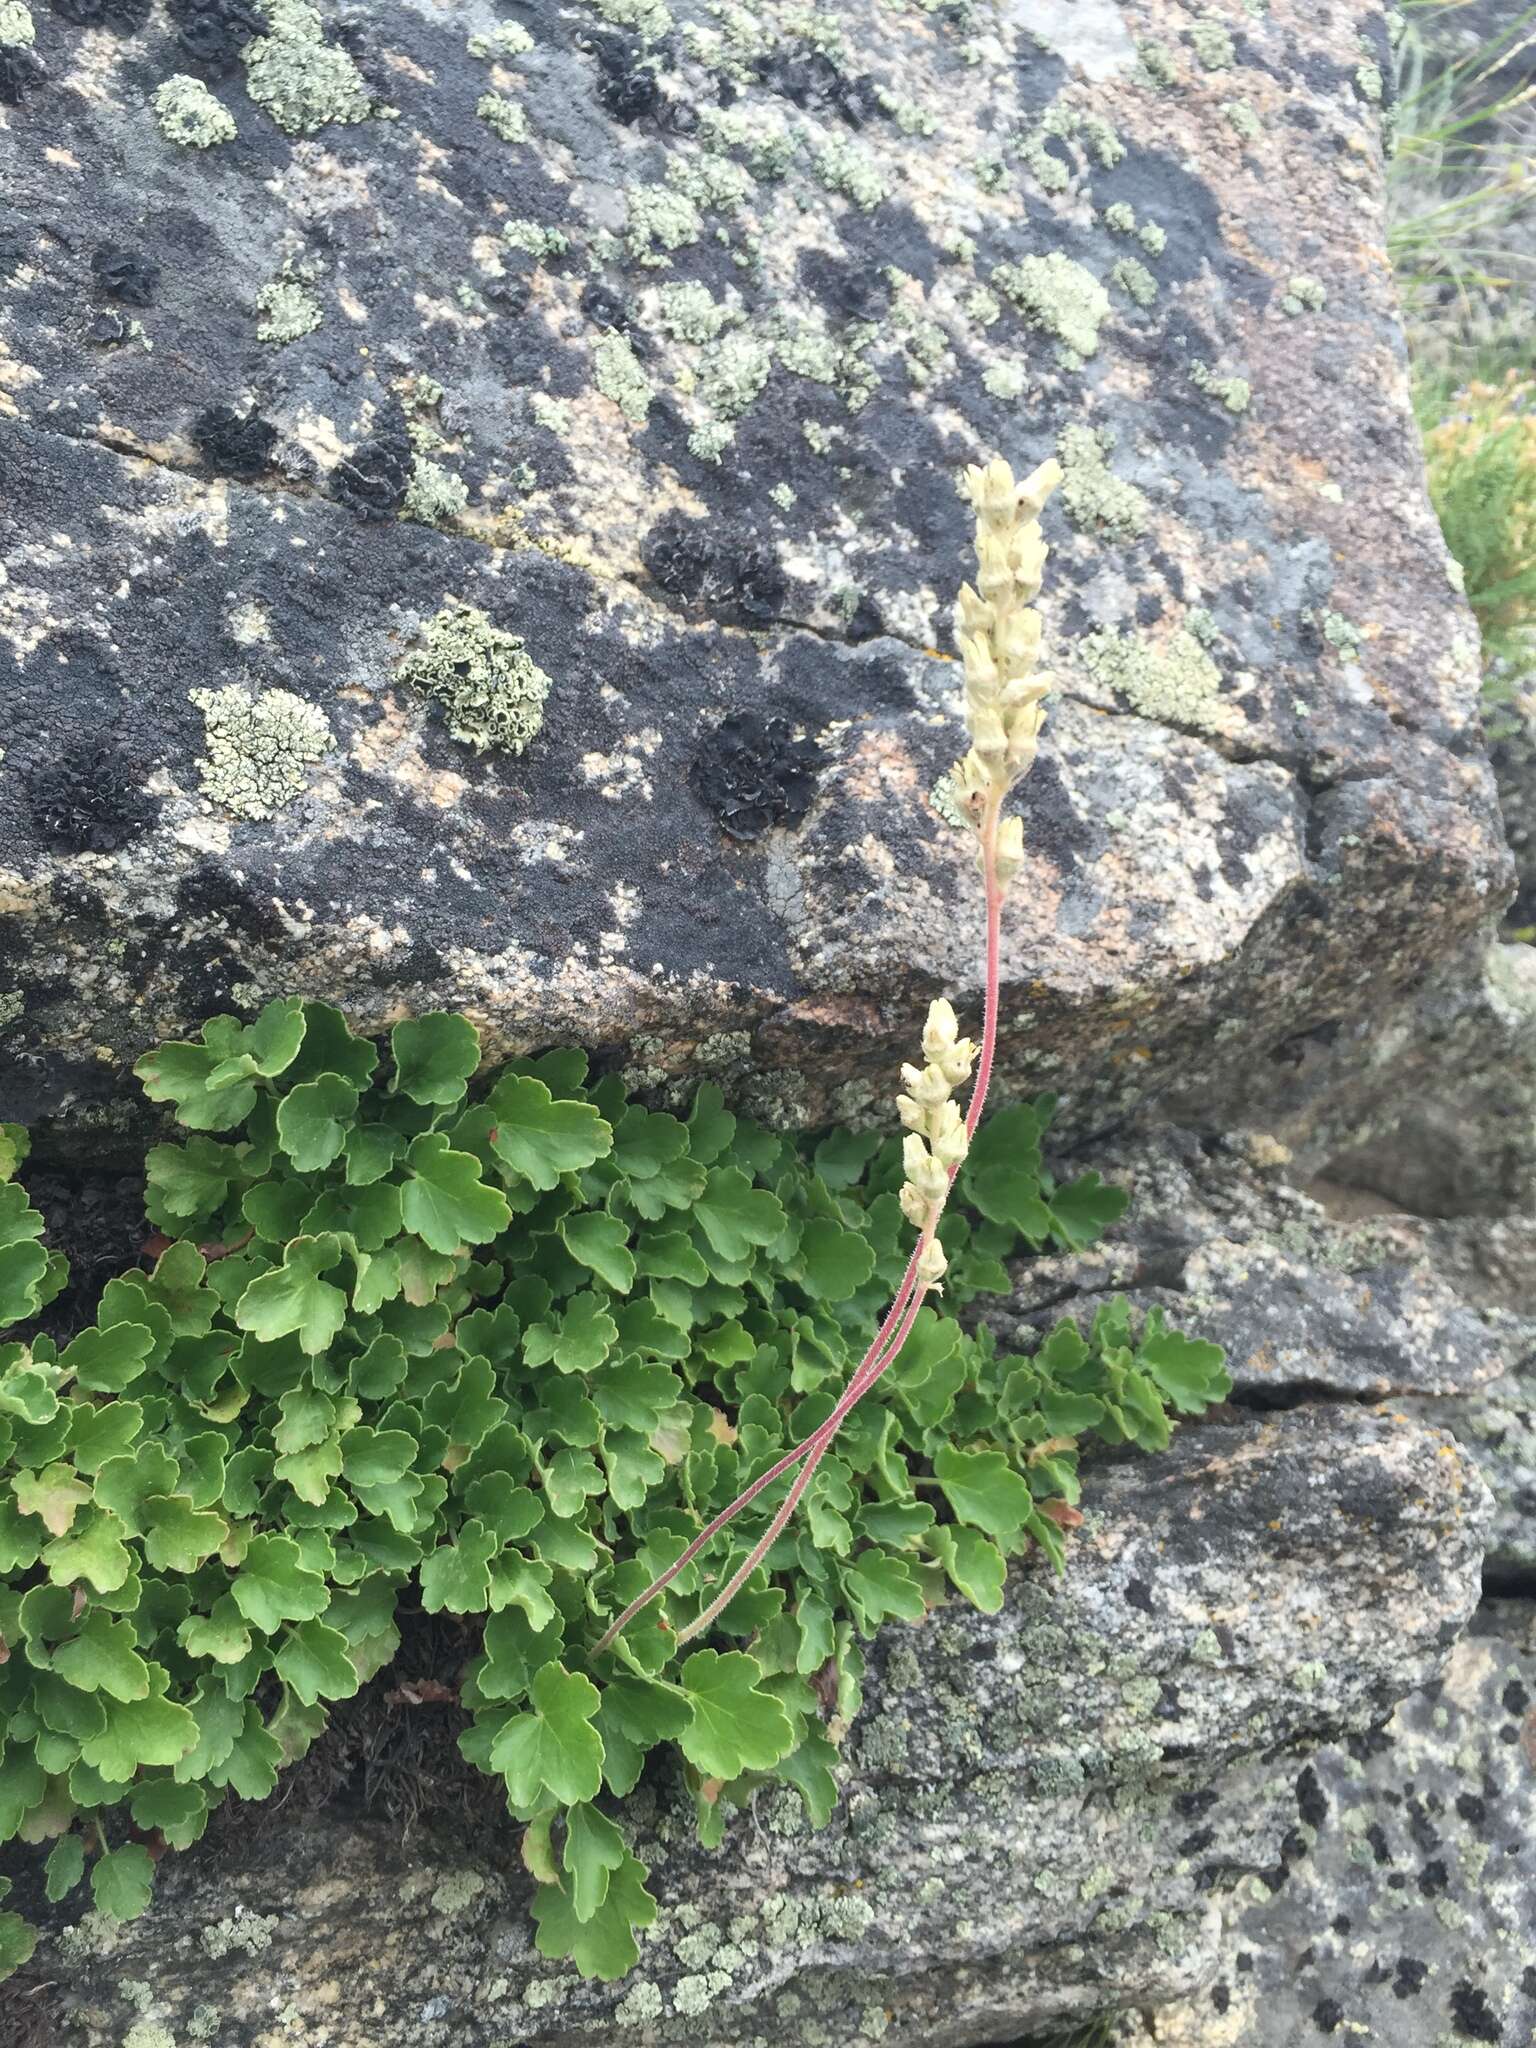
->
1116, 1605, 1536, 2048
0, 0, 1509, 1149
24, 1412, 1490, 2047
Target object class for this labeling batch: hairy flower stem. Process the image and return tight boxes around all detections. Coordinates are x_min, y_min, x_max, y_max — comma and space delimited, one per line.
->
595, 809, 1007, 1662
672, 801, 1006, 1646
592, 453, 1059, 1663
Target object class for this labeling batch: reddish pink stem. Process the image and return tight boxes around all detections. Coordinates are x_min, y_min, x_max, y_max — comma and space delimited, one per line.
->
593, 799, 1006, 1660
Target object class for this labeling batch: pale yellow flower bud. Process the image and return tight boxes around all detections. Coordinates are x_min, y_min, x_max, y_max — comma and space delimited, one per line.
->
899, 1183, 931, 1228
968, 705, 1008, 765
994, 813, 1025, 886
1016, 456, 1064, 518
900, 1060, 952, 1108
960, 634, 1000, 700
896, 1094, 926, 1132
901, 1134, 949, 1204
915, 1236, 948, 1289
929, 1101, 969, 1169
921, 998, 960, 1057
934, 1040, 976, 1087
951, 750, 992, 806
957, 584, 995, 636
995, 608, 1041, 671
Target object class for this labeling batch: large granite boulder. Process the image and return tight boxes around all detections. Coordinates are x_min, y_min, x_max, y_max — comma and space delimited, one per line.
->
19, 1410, 1489, 2048
1115, 1603, 1536, 2048
0, 0, 1510, 1153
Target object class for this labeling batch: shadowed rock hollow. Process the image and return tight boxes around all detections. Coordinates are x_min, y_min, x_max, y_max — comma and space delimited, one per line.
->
0, 0, 1509, 1153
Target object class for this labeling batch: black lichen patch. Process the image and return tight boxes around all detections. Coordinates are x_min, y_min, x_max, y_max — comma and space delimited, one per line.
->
756, 45, 882, 127
688, 710, 823, 843
192, 404, 279, 481
167, 0, 264, 71
0, 44, 42, 104
1448, 1982, 1503, 2043
52, 0, 151, 27
798, 247, 891, 325
583, 32, 662, 125
579, 280, 632, 331
332, 411, 414, 522
91, 244, 160, 307
26, 742, 156, 855
642, 513, 789, 625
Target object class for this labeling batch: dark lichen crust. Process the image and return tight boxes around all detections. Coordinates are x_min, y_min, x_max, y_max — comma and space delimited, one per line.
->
0, 0, 1510, 1155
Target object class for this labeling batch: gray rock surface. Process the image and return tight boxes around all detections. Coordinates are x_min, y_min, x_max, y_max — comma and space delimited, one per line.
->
26, 1410, 1488, 2048
992, 1122, 1536, 1577
0, 0, 1510, 1155
993, 1124, 1523, 1403
1115, 1602, 1536, 2048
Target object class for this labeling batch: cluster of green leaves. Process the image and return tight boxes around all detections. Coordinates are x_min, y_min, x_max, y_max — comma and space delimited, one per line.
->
0, 1003, 1229, 1982
1419, 370, 1536, 688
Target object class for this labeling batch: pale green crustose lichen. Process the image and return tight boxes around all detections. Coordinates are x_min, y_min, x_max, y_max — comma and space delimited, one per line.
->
814, 140, 890, 209
983, 361, 1027, 402
1081, 627, 1227, 732
594, 0, 671, 36
688, 420, 735, 463
1103, 202, 1137, 236
1138, 38, 1179, 87
502, 219, 569, 259
653, 281, 734, 343
467, 21, 533, 59
993, 253, 1110, 366
255, 276, 323, 344
1018, 135, 1070, 195
1190, 17, 1236, 69
477, 92, 529, 143
191, 687, 332, 820
667, 150, 754, 214
1110, 257, 1157, 308
1190, 361, 1251, 413
403, 459, 469, 527
152, 74, 237, 146
396, 601, 551, 756
1057, 424, 1151, 542
697, 330, 773, 418
0, 1, 32, 42
1224, 98, 1262, 142
1281, 274, 1327, 315
625, 184, 703, 265
242, 0, 372, 136
201, 1911, 279, 1958
593, 333, 653, 423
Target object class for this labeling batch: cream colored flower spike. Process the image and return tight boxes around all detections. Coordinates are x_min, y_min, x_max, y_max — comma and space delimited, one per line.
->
951, 454, 1064, 865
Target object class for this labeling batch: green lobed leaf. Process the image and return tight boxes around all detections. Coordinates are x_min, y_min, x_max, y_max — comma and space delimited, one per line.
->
933, 1442, 1033, 1542
401, 1135, 512, 1254
91, 1842, 156, 1920
490, 1660, 605, 1809
391, 1013, 482, 1107
531, 1846, 656, 1979
676, 1650, 794, 1779
563, 1800, 626, 1923
276, 1074, 362, 1173
693, 1169, 788, 1265
487, 1076, 612, 1192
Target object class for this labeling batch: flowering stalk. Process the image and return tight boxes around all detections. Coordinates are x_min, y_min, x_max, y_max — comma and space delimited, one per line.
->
592, 454, 1063, 1661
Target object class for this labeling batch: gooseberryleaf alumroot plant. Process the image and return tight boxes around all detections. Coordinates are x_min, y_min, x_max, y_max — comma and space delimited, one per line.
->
0, 464, 1229, 1986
